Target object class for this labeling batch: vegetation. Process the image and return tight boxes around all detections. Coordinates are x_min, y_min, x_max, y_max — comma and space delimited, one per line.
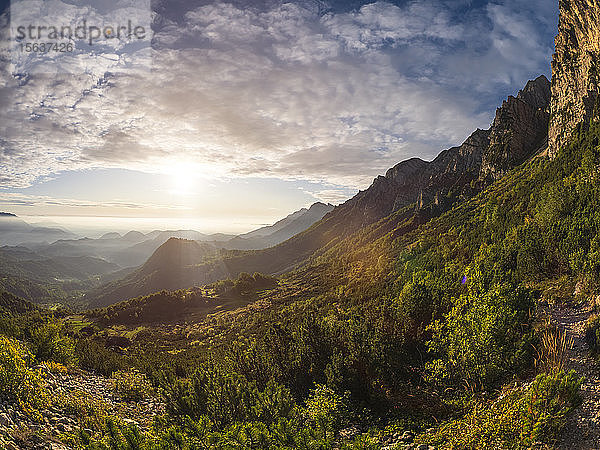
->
0, 335, 49, 417
2, 122, 600, 447
112, 369, 153, 401
29, 318, 77, 365
417, 370, 582, 448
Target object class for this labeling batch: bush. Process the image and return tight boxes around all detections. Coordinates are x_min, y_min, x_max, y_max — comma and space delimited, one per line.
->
71, 416, 152, 449
426, 273, 535, 390
75, 339, 125, 376
112, 368, 153, 401
29, 319, 76, 366
162, 364, 296, 427
0, 335, 49, 417
417, 370, 582, 448
304, 384, 350, 431
522, 370, 582, 442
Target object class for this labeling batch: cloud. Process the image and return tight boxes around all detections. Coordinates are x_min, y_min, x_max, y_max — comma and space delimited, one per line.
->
0, 192, 188, 210
305, 187, 357, 204
0, 0, 558, 191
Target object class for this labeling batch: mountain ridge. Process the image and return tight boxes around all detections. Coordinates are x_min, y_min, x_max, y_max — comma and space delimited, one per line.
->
87, 75, 554, 307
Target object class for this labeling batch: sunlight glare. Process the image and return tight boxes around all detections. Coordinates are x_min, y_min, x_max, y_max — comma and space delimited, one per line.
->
167, 162, 199, 196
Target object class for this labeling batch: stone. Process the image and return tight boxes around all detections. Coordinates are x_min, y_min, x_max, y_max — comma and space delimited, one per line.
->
549, 0, 600, 157
0, 413, 12, 427
479, 76, 551, 183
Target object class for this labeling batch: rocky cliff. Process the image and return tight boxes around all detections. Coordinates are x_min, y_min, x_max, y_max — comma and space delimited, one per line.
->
480, 76, 551, 181
549, 0, 600, 157
364, 75, 550, 217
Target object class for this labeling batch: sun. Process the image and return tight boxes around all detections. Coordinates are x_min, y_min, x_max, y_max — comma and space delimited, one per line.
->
167, 163, 198, 195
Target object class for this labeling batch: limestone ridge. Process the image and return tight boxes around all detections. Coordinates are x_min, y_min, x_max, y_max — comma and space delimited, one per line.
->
480, 76, 551, 181
368, 75, 551, 216
549, 0, 600, 157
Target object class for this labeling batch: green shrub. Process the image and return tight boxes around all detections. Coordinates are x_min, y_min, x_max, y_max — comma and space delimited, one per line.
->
417, 370, 582, 448
29, 319, 76, 366
304, 384, 350, 431
0, 335, 49, 417
162, 365, 295, 427
77, 416, 152, 450
523, 370, 582, 442
426, 272, 535, 390
75, 339, 125, 376
112, 368, 153, 401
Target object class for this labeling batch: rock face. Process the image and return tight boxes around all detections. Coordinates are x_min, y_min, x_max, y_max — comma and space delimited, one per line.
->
481, 76, 551, 181
549, 0, 600, 157
345, 75, 550, 220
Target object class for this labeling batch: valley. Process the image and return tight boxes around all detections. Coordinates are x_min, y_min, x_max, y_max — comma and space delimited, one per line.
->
2, 0, 600, 449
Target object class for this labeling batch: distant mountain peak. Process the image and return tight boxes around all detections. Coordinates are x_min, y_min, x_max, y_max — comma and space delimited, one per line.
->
308, 201, 334, 210
143, 238, 213, 272
100, 232, 122, 240
0, 212, 17, 217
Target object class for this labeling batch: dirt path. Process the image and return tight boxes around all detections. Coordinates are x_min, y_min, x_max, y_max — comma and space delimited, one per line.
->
550, 302, 600, 449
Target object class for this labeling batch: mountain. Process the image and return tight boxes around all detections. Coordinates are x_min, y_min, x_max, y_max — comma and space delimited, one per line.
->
225, 202, 334, 250
239, 209, 312, 240
0, 214, 76, 246
28, 229, 232, 270
11, 2, 600, 447
14, 205, 333, 275
0, 245, 121, 305
287, 76, 550, 233
88, 76, 552, 307
205, 76, 550, 280
479, 75, 551, 181
549, 0, 600, 157
122, 231, 146, 242
143, 229, 230, 242
86, 238, 220, 308
100, 232, 122, 240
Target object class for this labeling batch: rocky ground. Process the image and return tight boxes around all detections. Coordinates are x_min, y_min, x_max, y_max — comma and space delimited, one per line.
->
0, 366, 433, 450
550, 300, 600, 449
0, 367, 164, 450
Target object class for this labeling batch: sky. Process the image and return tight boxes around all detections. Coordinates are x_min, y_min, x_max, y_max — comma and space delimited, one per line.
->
0, 0, 558, 235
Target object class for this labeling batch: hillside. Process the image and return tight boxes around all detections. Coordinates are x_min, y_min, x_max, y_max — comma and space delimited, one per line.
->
226, 202, 334, 250
86, 272, 279, 326
0, 246, 121, 305
88, 75, 552, 309
86, 238, 220, 308
0, 290, 38, 316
